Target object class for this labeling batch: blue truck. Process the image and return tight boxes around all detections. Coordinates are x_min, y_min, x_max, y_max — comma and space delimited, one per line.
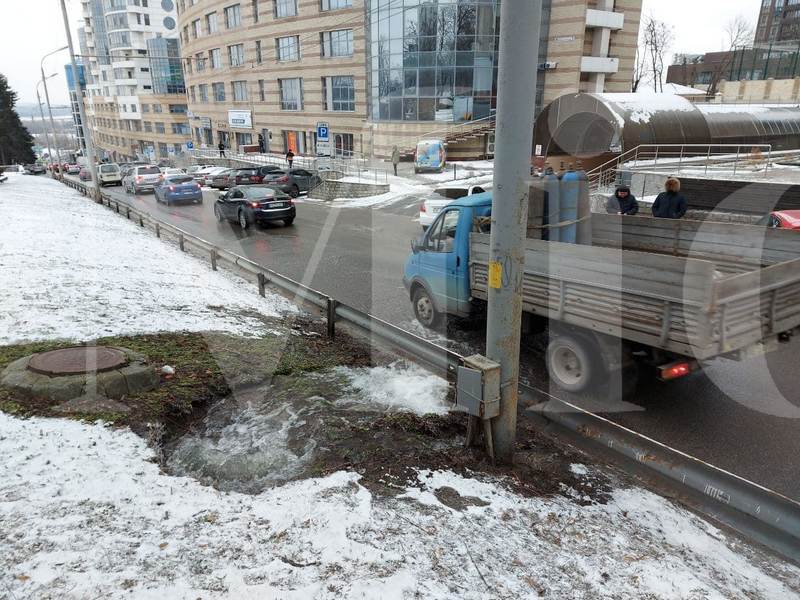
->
403, 192, 800, 393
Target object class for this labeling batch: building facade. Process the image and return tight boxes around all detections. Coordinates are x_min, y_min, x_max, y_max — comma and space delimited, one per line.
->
79, 0, 192, 162
178, 0, 641, 159
756, 0, 800, 45
65, 63, 88, 151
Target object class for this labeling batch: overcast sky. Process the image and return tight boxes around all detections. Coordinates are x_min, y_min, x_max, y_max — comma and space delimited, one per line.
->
0, 0, 765, 107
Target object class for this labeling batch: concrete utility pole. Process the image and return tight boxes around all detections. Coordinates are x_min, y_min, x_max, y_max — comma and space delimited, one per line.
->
485, 0, 542, 464
35, 85, 55, 165
59, 0, 101, 199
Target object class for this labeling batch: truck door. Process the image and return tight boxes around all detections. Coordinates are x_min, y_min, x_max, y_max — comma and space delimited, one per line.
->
418, 207, 466, 311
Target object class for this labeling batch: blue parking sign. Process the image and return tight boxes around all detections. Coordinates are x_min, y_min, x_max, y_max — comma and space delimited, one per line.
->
186, 140, 194, 149
316, 122, 329, 141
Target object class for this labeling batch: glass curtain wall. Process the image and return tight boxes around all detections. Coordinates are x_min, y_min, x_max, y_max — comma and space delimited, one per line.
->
368, 0, 500, 123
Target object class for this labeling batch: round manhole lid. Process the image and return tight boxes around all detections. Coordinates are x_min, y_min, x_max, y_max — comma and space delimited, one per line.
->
27, 346, 129, 376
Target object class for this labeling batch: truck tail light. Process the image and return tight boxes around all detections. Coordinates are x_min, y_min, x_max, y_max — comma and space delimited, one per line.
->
658, 361, 692, 381
421, 202, 427, 213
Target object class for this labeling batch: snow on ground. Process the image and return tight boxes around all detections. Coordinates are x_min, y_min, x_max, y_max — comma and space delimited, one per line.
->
326, 175, 430, 209
1, 411, 798, 599
335, 360, 452, 415
415, 160, 495, 183
0, 174, 295, 344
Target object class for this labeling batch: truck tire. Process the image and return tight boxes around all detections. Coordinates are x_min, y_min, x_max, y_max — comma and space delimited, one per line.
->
545, 334, 598, 393
412, 287, 441, 329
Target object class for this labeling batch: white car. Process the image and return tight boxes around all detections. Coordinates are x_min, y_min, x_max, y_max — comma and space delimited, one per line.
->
195, 166, 228, 186
98, 163, 122, 186
122, 164, 164, 194
419, 185, 487, 229
161, 167, 186, 176
186, 164, 214, 175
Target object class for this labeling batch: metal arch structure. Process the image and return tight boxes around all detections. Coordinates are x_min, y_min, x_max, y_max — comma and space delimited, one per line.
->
534, 92, 800, 162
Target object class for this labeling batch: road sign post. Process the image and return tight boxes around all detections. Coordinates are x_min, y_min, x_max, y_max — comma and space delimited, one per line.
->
316, 122, 331, 158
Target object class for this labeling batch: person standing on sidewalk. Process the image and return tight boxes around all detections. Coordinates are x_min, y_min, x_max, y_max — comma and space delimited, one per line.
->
286, 149, 294, 168
652, 177, 687, 219
391, 146, 400, 176
218, 141, 226, 158
258, 133, 265, 154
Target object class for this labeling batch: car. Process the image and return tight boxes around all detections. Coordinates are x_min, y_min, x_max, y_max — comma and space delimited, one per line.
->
232, 167, 264, 186
186, 164, 214, 175
214, 185, 295, 229
209, 169, 236, 190
97, 163, 123, 186
259, 168, 321, 198
79, 167, 92, 181
66, 164, 81, 175
414, 139, 447, 173
161, 167, 186, 176
154, 174, 203, 205
756, 210, 800, 230
122, 164, 164, 194
193, 166, 226, 185
25, 163, 46, 175
419, 185, 487, 229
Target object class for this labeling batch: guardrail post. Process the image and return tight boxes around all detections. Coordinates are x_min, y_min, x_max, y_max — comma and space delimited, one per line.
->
210, 248, 218, 271
257, 272, 268, 296
115, 202, 119, 213
326, 297, 338, 338
126, 207, 130, 219
155, 223, 160, 238
139, 215, 144, 227
178, 233, 185, 252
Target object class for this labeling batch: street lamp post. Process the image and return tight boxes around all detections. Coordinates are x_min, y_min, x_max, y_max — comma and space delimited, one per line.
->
41, 46, 69, 172
35, 78, 57, 169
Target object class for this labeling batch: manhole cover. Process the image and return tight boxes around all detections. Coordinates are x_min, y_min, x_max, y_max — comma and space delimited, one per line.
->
27, 346, 129, 376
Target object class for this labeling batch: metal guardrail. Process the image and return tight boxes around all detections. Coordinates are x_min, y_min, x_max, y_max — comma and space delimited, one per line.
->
59, 173, 800, 561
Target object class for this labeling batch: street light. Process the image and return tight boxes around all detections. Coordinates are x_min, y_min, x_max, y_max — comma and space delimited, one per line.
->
35, 75, 58, 167
41, 45, 69, 170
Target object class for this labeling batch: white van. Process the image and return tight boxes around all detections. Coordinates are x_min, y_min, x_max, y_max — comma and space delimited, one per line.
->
98, 163, 123, 186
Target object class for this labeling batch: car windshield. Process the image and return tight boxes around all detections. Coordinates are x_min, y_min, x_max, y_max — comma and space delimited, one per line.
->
265, 170, 286, 177
242, 187, 278, 199
167, 176, 194, 184
100, 165, 118, 173
238, 170, 257, 175
138, 166, 161, 175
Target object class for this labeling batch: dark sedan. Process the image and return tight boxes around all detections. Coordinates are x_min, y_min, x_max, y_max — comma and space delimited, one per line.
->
210, 169, 235, 190
154, 174, 203, 205
260, 168, 321, 198
214, 185, 295, 229
232, 168, 264, 186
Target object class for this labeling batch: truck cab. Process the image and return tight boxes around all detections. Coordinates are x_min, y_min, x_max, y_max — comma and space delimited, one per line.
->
403, 192, 492, 327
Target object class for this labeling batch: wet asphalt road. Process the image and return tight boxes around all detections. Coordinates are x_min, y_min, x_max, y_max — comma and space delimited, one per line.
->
91, 179, 800, 501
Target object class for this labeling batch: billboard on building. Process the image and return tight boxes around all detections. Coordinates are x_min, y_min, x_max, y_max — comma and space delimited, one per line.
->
228, 110, 252, 129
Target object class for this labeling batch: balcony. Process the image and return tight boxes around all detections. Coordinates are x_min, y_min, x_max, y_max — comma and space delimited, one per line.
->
580, 56, 619, 74
585, 8, 625, 30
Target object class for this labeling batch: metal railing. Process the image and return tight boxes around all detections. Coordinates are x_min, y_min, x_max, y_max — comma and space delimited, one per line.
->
57, 173, 800, 561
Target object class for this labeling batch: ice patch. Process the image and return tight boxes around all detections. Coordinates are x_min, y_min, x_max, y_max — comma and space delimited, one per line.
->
570, 463, 589, 476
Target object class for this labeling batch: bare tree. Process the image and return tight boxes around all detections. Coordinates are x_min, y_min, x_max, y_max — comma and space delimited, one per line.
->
641, 17, 675, 92
632, 41, 647, 92
706, 14, 754, 98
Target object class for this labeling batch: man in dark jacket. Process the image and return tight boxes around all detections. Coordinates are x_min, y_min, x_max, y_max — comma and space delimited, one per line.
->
218, 142, 226, 158
609, 185, 638, 215
652, 177, 687, 219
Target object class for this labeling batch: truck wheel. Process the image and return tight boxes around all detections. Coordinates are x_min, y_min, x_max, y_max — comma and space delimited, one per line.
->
545, 334, 598, 393
412, 287, 440, 329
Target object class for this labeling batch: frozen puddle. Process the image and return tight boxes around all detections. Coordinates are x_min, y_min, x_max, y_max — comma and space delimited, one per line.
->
166, 362, 453, 493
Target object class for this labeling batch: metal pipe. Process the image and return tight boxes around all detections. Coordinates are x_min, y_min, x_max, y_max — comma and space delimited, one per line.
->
485, 0, 541, 463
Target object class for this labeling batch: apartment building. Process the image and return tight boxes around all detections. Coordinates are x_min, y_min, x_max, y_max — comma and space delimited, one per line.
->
79, 0, 192, 162
756, 0, 800, 44
178, 0, 641, 159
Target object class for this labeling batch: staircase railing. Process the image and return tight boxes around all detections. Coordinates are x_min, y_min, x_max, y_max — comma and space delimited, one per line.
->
394, 113, 497, 155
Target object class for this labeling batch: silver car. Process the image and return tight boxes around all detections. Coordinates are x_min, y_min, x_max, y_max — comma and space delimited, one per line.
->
122, 165, 163, 194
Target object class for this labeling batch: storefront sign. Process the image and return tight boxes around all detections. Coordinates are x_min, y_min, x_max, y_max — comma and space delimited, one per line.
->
228, 110, 252, 129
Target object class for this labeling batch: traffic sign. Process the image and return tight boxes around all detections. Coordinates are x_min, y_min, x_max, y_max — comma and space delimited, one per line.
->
316, 122, 329, 141
186, 140, 194, 150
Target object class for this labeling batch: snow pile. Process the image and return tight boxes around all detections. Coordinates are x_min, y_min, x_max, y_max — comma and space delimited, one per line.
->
1, 411, 798, 598
335, 360, 452, 415
327, 175, 430, 209
0, 175, 295, 344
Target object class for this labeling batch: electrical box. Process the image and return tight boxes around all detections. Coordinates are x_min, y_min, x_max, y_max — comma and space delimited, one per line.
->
456, 355, 501, 419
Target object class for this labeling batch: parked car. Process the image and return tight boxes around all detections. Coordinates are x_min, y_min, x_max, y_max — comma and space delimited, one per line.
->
161, 167, 186, 176
25, 163, 46, 175
414, 139, 447, 173
214, 185, 295, 229
260, 168, 321, 198
209, 169, 236, 190
97, 163, 123, 186
232, 167, 264, 185
757, 210, 800, 230
122, 164, 164, 194
79, 167, 92, 181
154, 174, 203, 205
186, 164, 213, 175
66, 164, 81, 175
419, 185, 487, 229
193, 166, 226, 185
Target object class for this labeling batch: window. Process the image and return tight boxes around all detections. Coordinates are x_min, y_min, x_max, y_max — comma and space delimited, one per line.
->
228, 43, 245, 67
279, 78, 303, 110
196, 52, 206, 71
141, 103, 150, 113
192, 19, 201, 38
199, 84, 209, 102
182, 25, 189, 44
321, 29, 353, 57
321, 0, 351, 10
169, 104, 188, 114
210, 48, 222, 69
277, 36, 299, 61
144, 14, 150, 26
224, 4, 241, 28
275, 0, 296, 18
172, 123, 191, 135
189, 86, 196, 102
206, 12, 218, 33
155, 122, 166, 134
322, 76, 355, 111
252, 0, 259, 22
258, 79, 266, 101
213, 82, 226, 101
153, 104, 163, 113
255, 40, 262, 64
232, 80, 248, 101
144, 121, 152, 132
426, 209, 460, 253
185, 59, 192, 74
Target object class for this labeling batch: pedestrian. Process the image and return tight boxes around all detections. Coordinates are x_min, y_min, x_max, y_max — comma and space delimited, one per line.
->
651, 177, 687, 219
609, 184, 639, 216
391, 145, 400, 177
286, 149, 294, 168
258, 133, 265, 154
218, 141, 226, 158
